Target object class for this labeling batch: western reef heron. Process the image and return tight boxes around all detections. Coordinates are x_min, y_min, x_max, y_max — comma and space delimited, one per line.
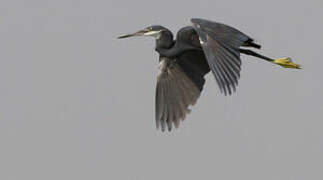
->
118, 18, 301, 132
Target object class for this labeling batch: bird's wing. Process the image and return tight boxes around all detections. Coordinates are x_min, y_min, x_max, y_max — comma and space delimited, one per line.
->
191, 18, 251, 95
155, 55, 208, 131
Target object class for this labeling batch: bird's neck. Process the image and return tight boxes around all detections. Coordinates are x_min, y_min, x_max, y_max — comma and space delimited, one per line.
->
155, 31, 175, 57
156, 41, 198, 58
155, 30, 198, 57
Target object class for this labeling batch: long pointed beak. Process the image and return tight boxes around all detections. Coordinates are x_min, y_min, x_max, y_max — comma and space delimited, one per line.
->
117, 30, 146, 39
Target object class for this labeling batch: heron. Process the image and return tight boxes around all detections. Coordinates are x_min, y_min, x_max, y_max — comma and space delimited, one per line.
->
118, 18, 301, 132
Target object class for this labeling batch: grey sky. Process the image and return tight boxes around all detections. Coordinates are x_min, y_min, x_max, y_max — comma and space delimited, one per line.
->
0, 0, 322, 179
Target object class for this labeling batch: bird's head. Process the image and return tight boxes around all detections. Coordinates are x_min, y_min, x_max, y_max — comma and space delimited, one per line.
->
118, 25, 168, 39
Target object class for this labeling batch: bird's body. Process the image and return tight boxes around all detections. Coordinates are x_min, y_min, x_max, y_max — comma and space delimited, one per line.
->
156, 25, 210, 88
118, 18, 301, 131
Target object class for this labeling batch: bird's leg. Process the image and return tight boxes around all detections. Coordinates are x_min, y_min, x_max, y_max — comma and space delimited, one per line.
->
239, 49, 272, 61
239, 49, 301, 69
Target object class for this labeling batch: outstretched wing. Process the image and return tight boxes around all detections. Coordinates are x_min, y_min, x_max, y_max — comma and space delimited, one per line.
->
155, 54, 209, 132
191, 18, 252, 95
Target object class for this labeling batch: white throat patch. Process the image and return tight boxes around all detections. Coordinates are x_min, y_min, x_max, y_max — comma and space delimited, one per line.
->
144, 30, 162, 39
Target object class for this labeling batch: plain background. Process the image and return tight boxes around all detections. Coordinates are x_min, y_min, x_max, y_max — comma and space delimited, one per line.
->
0, 0, 322, 179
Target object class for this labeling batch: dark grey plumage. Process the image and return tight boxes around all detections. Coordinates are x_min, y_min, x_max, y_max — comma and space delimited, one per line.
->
156, 57, 201, 131
191, 18, 252, 95
118, 18, 299, 131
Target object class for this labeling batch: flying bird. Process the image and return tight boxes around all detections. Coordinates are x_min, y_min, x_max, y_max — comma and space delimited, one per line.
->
118, 18, 301, 132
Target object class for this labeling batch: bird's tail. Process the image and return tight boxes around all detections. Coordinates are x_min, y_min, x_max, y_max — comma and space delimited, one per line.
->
248, 41, 261, 49
272, 57, 301, 69
243, 39, 261, 49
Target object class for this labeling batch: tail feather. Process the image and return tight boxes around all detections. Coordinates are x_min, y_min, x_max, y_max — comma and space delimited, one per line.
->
243, 39, 261, 49
248, 41, 261, 49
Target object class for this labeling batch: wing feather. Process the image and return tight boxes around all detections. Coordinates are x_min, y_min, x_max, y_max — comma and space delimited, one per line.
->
191, 18, 251, 95
155, 57, 203, 131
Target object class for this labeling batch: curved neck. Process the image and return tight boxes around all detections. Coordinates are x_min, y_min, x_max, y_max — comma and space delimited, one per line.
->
155, 30, 198, 57
155, 30, 175, 56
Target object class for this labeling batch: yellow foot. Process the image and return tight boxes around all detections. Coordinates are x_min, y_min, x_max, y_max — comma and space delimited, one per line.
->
272, 57, 301, 69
